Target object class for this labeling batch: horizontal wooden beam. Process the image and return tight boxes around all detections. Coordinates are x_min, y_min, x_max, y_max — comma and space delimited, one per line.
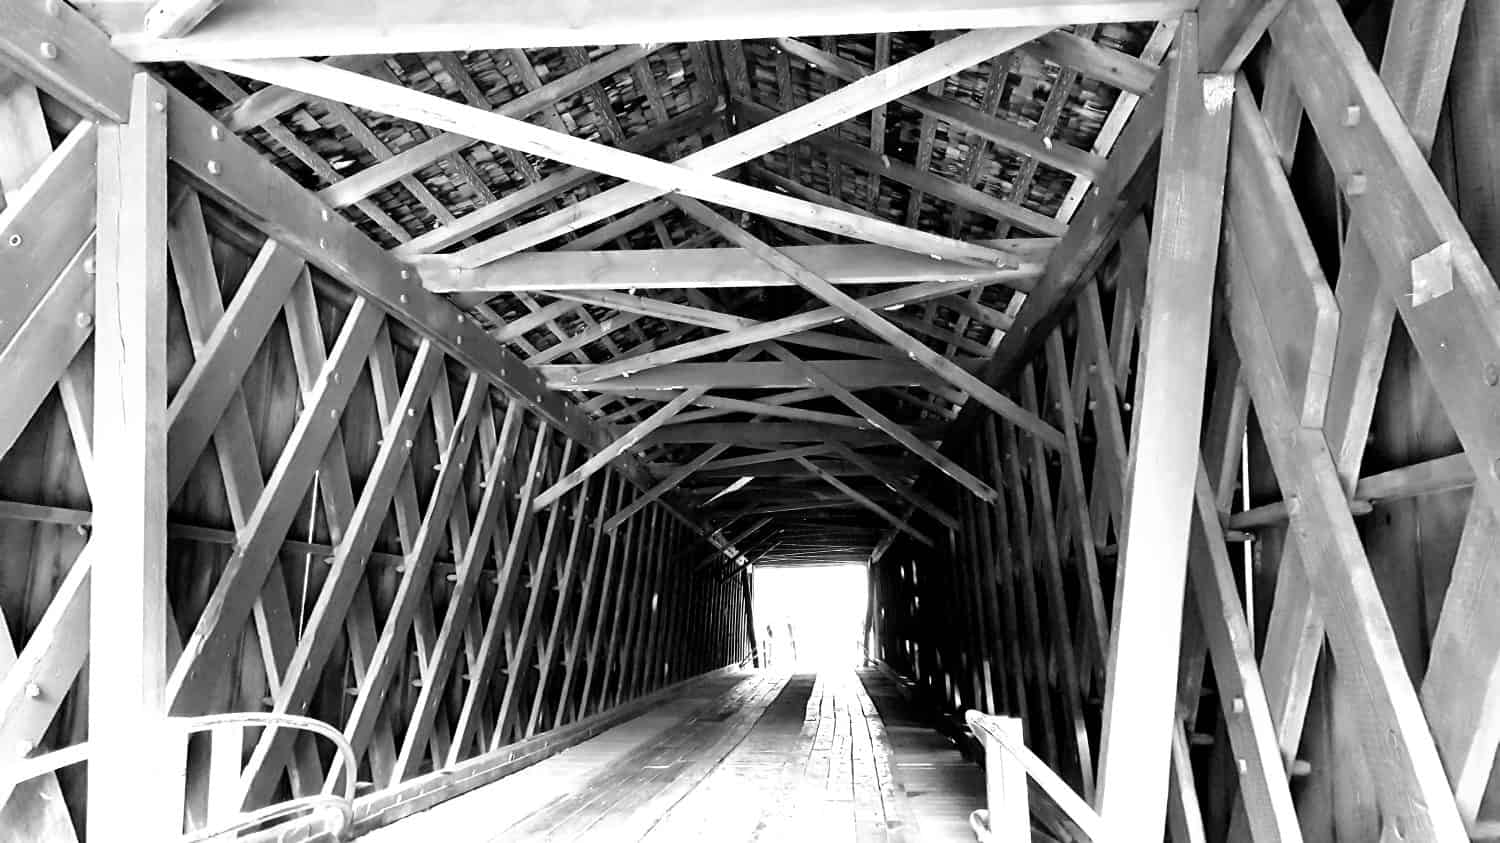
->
100, 0, 1193, 60
430, 242, 1050, 294
544, 359, 975, 392
637, 422, 943, 447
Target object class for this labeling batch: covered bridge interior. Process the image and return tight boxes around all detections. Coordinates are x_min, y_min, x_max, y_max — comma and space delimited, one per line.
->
1, 0, 1498, 840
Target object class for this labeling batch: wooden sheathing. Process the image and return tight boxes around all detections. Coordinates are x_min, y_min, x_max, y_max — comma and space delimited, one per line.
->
875, 1, 1500, 840
0, 21, 748, 840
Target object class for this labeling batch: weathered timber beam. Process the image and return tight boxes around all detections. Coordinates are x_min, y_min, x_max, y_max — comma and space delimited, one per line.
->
554, 360, 969, 394
429, 242, 1048, 294
100, 0, 1187, 61
89, 72, 180, 835
1095, 14, 1231, 837
637, 422, 941, 448
538, 290, 906, 363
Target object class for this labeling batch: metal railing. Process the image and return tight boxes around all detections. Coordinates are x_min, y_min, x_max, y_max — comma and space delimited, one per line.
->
965, 710, 1108, 842
0, 712, 357, 841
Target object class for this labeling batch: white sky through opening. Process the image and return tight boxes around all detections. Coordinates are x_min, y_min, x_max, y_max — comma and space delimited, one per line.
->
752, 564, 868, 670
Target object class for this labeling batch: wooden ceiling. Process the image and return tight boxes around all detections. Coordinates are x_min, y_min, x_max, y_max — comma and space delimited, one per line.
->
70, 1, 1181, 566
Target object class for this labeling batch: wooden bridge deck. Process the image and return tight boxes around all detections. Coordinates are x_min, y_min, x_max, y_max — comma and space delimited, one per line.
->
361, 667, 983, 841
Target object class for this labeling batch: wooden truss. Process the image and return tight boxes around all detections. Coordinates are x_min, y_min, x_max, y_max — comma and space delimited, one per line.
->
873, 0, 1500, 840
2, 0, 1498, 839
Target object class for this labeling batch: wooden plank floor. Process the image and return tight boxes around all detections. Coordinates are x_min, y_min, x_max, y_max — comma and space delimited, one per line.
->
361, 667, 983, 841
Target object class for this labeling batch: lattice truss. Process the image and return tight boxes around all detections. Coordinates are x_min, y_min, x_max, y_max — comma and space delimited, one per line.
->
871, 2, 1500, 841
123, 17, 1171, 567
2, 0, 1499, 840
0, 8, 754, 834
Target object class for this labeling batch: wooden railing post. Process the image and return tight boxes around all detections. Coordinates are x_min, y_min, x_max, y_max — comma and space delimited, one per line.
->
983, 715, 1030, 841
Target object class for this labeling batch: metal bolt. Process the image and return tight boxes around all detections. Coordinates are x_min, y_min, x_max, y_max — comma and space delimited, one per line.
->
319, 237, 327, 249
1231, 696, 1245, 714
153, 100, 166, 113
1237, 758, 1248, 774
398, 293, 408, 304
1290, 759, 1313, 777
1346, 171, 1368, 196
400, 269, 410, 280
75, 312, 92, 329
83, 257, 96, 275
7, 234, 22, 248
1342, 105, 1362, 127
43, 0, 60, 15
321, 208, 331, 222
206, 160, 222, 176
24, 682, 42, 699
38, 42, 58, 60
210, 125, 223, 141
1485, 363, 1500, 386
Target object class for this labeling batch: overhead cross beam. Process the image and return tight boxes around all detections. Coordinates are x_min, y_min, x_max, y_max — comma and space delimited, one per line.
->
202, 29, 1048, 270
107, 0, 1189, 61
429, 242, 1050, 294
413, 26, 1052, 269
673, 197, 1065, 450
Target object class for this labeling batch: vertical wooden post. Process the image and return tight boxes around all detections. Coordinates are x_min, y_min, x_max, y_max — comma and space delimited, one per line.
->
89, 72, 182, 836
985, 716, 1030, 841
1095, 13, 1232, 837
